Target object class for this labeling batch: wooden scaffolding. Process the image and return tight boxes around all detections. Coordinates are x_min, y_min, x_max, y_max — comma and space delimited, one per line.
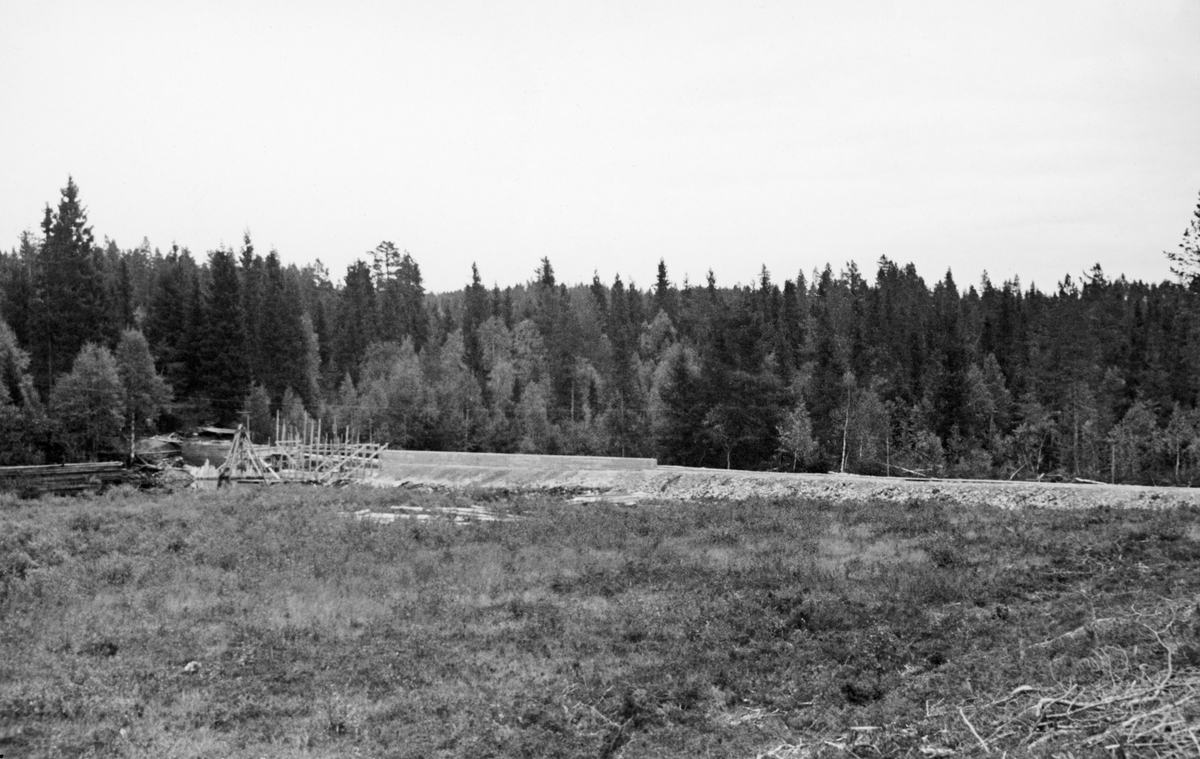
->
265, 413, 387, 485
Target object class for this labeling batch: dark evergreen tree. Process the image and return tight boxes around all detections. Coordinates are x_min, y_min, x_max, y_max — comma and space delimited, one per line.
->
626, 279, 646, 330
29, 177, 108, 391
652, 259, 677, 321
777, 278, 803, 374
655, 347, 708, 465
182, 267, 207, 399
313, 298, 331, 376
462, 263, 490, 382
702, 366, 785, 469
845, 261, 870, 381
590, 273, 609, 327
395, 251, 429, 350
929, 270, 971, 444
493, 285, 515, 328
0, 231, 37, 348
808, 266, 848, 455
978, 276, 1027, 393
198, 248, 249, 422
603, 274, 645, 455
144, 246, 198, 392
333, 261, 377, 384
536, 257, 555, 288
239, 233, 266, 383
374, 241, 404, 341
259, 251, 310, 407
112, 255, 134, 330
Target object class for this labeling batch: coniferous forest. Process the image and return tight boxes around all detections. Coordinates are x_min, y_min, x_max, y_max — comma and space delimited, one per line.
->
4, 178, 1200, 485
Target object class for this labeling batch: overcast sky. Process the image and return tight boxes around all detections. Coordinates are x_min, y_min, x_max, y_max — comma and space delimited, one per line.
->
2, 1, 1198, 295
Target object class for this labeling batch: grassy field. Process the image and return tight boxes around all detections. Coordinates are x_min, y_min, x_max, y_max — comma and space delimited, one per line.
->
2, 486, 1199, 758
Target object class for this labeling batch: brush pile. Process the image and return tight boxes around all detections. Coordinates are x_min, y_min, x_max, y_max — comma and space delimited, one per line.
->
1003, 601, 1200, 757
759, 600, 1200, 757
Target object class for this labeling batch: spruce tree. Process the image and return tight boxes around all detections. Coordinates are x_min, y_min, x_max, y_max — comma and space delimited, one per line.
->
182, 268, 207, 399
0, 232, 36, 348
259, 252, 308, 406
808, 269, 847, 455
603, 275, 646, 455
655, 347, 708, 465
333, 261, 378, 383
239, 234, 265, 383
589, 273, 609, 327
112, 256, 134, 330
929, 270, 970, 444
652, 259, 677, 321
144, 245, 196, 389
462, 263, 490, 382
536, 257, 555, 288
30, 177, 108, 391
199, 248, 249, 422
778, 279, 803, 375
312, 299, 332, 376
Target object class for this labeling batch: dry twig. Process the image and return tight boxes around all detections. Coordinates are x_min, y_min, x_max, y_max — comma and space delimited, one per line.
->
958, 707, 990, 753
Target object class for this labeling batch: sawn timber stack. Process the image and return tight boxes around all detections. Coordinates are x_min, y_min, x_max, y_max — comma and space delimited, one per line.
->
0, 462, 125, 494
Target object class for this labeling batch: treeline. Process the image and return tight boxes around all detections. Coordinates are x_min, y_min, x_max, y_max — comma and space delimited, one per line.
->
3, 178, 1200, 485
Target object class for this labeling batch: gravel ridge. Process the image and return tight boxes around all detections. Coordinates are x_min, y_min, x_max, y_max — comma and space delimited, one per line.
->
374, 461, 1200, 509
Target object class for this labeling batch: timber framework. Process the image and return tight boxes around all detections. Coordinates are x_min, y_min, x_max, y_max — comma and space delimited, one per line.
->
256, 415, 387, 485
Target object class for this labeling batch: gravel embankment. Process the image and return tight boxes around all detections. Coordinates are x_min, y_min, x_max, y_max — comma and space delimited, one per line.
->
375, 454, 1200, 510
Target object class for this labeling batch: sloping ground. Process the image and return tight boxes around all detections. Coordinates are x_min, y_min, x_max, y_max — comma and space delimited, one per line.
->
376, 451, 1200, 509
384, 449, 657, 470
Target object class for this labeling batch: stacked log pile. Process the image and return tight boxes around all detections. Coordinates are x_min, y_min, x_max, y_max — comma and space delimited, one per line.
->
0, 462, 125, 494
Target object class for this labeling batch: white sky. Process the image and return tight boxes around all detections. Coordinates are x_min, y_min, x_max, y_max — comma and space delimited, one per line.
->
2, 1, 1198, 294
